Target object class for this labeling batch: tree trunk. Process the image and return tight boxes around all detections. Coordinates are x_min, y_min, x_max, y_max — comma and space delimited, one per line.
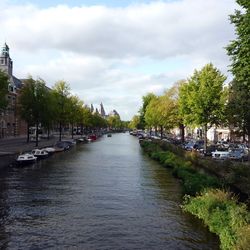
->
35, 122, 39, 147
180, 124, 185, 143
248, 131, 250, 161
47, 125, 50, 140
80, 124, 83, 135
27, 124, 30, 143
204, 124, 208, 153
71, 124, 74, 139
59, 121, 62, 141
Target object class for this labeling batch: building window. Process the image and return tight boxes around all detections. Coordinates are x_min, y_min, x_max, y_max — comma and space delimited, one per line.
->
0, 59, 4, 65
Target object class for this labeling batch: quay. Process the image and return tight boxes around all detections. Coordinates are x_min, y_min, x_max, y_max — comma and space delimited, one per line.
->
0, 135, 78, 169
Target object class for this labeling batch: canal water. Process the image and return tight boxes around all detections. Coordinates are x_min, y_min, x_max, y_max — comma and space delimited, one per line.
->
0, 133, 219, 249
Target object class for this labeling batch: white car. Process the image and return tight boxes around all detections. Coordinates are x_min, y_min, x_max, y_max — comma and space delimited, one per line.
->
212, 150, 229, 160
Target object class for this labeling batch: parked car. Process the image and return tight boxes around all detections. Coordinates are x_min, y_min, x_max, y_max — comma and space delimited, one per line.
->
229, 148, 248, 162
199, 145, 219, 156
184, 140, 204, 151
216, 140, 230, 148
212, 150, 230, 160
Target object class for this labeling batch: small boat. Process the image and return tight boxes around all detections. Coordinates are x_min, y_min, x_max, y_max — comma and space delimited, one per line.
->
88, 134, 97, 141
54, 141, 71, 151
16, 153, 37, 166
107, 133, 112, 137
31, 149, 49, 159
61, 139, 76, 146
77, 136, 88, 143
42, 147, 56, 155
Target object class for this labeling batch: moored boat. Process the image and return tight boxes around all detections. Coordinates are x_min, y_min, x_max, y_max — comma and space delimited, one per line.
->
42, 147, 56, 155
54, 141, 72, 151
76, 136, 88, 143
31, 149, 49, 159
16, 153, 37, 166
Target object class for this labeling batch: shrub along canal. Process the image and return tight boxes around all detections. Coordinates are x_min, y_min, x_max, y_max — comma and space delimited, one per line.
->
0, 133, 219, 249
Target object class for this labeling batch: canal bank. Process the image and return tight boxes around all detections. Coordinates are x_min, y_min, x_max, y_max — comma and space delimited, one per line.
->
0, 133, 220, 249
0, 135, 76, 169
140, 139, 250, 250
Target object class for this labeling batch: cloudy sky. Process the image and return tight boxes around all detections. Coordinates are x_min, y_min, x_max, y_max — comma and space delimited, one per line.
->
0, 0, 238, 120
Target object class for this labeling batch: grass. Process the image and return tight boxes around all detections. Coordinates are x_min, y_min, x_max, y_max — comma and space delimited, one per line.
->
183, 189, 250, 250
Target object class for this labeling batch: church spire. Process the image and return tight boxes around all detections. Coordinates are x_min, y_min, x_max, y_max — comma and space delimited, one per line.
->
100, 102, 106, 117
0, 42, 13, 76
1, 42, 10, 57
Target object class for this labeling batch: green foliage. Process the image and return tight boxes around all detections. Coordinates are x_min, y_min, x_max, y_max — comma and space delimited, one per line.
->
183, 189, 250, 250
52, 80, 71, 123
129, 115, 140, 129
226, 1, 250, 86
179, 63, 227, 150
18, 76, 51, 144
226, 0, 250, 156
144, 87, 179, 132
140, 140, 220, 195
19, 77, 50, 124
107, 115, 122, 129
180, 63, 227, 127
0, 69, 9, 111
138, 93, 156, 129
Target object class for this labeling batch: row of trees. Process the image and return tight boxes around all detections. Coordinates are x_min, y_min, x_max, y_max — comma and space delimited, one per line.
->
130, 63, 227, 150
129, 0, 250, 152
17, 77, 125, 146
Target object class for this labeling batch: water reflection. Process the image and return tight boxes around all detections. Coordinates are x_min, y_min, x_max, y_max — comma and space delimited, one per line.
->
0, 133, 219, 249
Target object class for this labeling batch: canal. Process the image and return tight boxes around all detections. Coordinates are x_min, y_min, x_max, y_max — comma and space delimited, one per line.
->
0, 133, 219, 249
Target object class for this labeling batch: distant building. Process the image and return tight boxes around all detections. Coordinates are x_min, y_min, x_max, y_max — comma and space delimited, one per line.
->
90, 103, 119, 119
0, 43, 26, 138
109, 109, 120, 118
100, 102, 106, 117
90, 104, 94, 113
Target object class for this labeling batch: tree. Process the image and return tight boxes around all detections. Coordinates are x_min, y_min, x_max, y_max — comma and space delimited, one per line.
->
226, 0, 250, 151
144, 88, 179, 138
67, 95, 84, 138
129, 115, 140, 130
107, 115, 122, 130
144, 96, 160, 133
226, 0, 249, 85
52, 80, 71, 141
179, 63, 227, 151
227, 80, 250, 141
157, 88, 179, 138
41, 90, 56, 140
19, 76, 50, 146
139, 93, 156, 129
0, 69, 9, 111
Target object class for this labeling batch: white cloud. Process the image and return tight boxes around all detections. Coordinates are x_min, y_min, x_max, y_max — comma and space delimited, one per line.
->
0, 0, 238, 120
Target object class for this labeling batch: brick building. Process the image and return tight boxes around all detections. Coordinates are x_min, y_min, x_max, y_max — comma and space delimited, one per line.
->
0, 43, 27, 138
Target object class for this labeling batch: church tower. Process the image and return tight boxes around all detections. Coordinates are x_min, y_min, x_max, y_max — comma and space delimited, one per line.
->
100, 102, 106, 117
0, 43, 13, 76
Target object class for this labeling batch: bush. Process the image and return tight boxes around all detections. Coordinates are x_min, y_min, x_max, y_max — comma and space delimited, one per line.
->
183, 189, 250, 250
